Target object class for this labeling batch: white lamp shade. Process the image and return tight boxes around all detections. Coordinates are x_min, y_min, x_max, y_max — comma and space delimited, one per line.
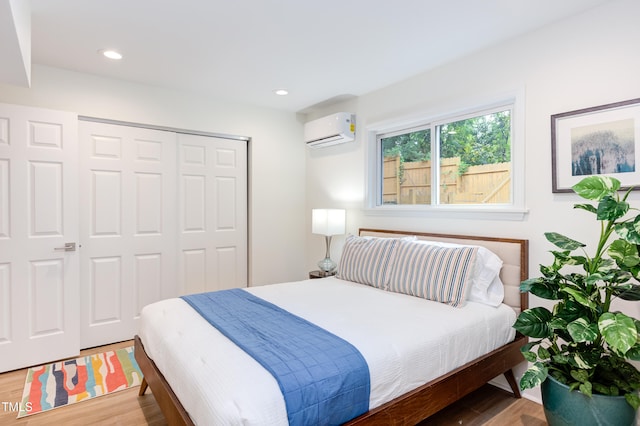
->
312, 209, 346, 236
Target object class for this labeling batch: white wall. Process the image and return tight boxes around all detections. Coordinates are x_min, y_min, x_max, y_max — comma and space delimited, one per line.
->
305, 0, 640, 402
0, 64, 307, 286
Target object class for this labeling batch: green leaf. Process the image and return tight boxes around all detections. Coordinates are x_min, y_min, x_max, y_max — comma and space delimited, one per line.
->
523, 351, 537, 363
549, 250, 577, 269
561, 287, 597, 309
570, 255, 588, 266
579, 381, 593, 397
520, 341, 538, 352
609, 239, 640, 268
538, 346, 551, 360
604, 270, 634, 285
611, 284, 640, 301
599, 312, 638, 355
567, 317, 599, 343
520, 362, 548, 390
615, 221, 640, 245
520, 342, 540, 362
549, 317, 569, 331
573, 203, 598, 214
596, 258, 617, 272
540, 264, 561, 276
573, 176, 620, 200
528, 280, 560, 300
545, 232, 585, 251
549, 251, 589, 270
513, 307, 553, 338
571, 352, 595, 369
586, 273, 610, 289
520, 278, 558, 300
626, 393, 640, 411
519, 278, 538, 293
555, 299, 588, 324
593, 383, 611, 395
570, 369, 590, 383
626, 344, 640, 361
552, 353, 571, 366
597, 195, 628, 221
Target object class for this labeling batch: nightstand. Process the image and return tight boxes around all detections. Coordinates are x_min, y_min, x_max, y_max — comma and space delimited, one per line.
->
309, 270, 336, 279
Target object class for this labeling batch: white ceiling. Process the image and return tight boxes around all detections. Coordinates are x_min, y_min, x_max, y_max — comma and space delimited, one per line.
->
22, 0, 613, 112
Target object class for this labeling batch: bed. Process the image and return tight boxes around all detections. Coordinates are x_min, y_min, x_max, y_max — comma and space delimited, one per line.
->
134, 228, 529, 425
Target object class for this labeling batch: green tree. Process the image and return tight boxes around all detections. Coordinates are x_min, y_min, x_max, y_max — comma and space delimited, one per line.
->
381, 129, 430, 162
382, 111, 511, 169
439, 110, 511, 168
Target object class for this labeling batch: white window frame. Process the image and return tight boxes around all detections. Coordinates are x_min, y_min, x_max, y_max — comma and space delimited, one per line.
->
365, 93, 528, 221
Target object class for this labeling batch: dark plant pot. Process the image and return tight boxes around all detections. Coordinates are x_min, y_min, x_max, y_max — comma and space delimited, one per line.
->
541, 375, 638, 426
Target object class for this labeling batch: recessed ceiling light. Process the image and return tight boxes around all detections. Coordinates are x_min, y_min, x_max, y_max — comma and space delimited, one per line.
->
99, 49, 123, 60
274, 89, 289, 96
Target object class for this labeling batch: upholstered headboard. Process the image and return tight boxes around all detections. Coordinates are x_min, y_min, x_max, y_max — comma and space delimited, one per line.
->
358, 228, 529, 312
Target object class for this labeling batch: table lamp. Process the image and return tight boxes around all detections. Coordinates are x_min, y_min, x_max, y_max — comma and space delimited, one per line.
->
312, 209, 346, 273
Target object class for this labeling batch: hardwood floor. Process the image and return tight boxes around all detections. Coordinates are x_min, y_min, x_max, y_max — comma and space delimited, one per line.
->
423, 384, 546, 426
0, 341, 546, 425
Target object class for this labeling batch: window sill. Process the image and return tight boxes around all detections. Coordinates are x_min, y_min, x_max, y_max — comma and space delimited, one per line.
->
364, 205, 529, 221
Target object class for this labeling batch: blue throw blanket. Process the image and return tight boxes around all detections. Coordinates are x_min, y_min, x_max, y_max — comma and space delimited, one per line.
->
181, 289, 370, 425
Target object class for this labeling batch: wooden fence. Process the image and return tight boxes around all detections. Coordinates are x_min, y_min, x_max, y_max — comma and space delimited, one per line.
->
383, 156, 511, 204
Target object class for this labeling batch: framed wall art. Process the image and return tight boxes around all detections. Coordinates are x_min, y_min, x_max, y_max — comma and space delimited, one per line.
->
551, 98, 640, 193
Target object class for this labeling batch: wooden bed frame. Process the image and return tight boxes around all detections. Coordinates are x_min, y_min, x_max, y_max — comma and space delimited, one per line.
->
134, 228, 529, 425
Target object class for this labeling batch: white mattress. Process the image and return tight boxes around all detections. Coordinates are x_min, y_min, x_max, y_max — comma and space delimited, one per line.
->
138, 277, 516, 425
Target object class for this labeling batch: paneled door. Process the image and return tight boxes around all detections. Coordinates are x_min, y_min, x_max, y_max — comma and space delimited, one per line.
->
79, 121, 178, 348
79, 122, 248, 348
178, 133, 248, 294
0, 103, 79, 373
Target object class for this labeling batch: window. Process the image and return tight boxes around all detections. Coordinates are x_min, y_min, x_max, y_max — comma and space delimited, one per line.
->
369, 98, 526, 219
380, 125, 432, 205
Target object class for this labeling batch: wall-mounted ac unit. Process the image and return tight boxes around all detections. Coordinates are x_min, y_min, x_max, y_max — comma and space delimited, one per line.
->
304, 112, 355, 148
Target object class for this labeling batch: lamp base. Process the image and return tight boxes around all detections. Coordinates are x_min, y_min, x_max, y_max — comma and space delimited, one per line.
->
317, 257, 337, 273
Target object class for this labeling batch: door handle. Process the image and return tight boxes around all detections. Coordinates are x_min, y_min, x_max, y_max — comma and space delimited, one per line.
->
54, 242, 76, 252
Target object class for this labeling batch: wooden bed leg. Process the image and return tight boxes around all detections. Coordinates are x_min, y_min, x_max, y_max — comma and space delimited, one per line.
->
139, 377, 148, 396
503, 369, 521, 398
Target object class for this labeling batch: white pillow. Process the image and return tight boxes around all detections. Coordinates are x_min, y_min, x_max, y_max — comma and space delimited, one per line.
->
410, 239, 504, 307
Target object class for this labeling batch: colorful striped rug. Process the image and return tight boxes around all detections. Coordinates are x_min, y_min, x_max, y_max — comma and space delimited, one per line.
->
17, 346, 143, 418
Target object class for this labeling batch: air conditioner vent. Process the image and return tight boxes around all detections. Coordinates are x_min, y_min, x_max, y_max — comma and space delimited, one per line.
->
304, 113, 355, 148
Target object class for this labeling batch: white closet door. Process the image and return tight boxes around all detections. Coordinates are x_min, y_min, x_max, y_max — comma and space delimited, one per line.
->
79, 121, 177, 348
0, 103, 79, 373
178, 133, 247, 294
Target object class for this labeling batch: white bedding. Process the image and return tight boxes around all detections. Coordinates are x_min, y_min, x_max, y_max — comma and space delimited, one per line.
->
138, 277, 516, 425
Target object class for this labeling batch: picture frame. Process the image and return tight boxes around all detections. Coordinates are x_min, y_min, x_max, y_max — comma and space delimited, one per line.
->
551, 98, 640, 193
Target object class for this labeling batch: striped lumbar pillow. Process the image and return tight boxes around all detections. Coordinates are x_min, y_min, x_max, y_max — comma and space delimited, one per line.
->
387, 240, 478, 307
337, 235, 399, 289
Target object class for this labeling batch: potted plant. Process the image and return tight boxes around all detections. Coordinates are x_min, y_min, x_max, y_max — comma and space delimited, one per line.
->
513, 175, 640, 426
